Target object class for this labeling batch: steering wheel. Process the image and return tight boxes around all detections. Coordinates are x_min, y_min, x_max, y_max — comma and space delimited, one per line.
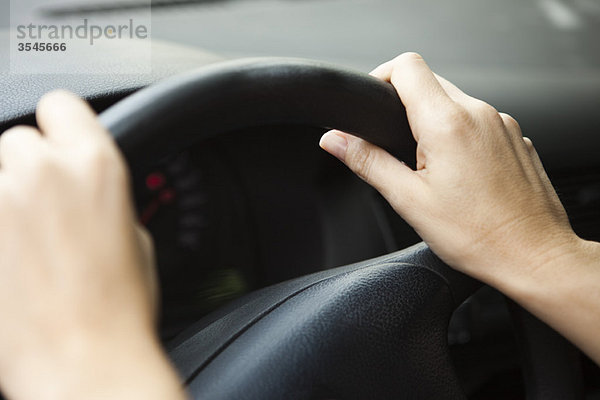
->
99, 58, 583, 399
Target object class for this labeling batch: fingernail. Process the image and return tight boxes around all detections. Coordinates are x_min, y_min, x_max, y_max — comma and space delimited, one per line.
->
319, 131, 348, 162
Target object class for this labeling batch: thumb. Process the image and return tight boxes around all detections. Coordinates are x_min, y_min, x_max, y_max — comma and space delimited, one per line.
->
319, 130, 424, 218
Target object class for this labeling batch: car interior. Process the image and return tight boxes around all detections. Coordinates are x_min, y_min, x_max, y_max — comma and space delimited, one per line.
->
1, 0, 600, 398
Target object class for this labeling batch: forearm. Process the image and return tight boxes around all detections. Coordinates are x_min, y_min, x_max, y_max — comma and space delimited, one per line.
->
493, 237, 600, 365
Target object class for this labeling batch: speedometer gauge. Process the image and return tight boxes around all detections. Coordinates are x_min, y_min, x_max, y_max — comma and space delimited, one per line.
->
132, 144, 257, 339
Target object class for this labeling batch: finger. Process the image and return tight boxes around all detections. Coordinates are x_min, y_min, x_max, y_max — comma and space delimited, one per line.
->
36, 90, 111, 146
372, 64, 467, 104
499, 112, 522, 137
0, 126, 46, 170
371, 53, 453, 117
369, 58, 394, 79
375, 60, 470, 106
320, 130, 424, 217
370, 53, 455, 143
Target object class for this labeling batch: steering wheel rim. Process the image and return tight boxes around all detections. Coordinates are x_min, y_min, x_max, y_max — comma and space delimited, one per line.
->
99, 57, 583, 399
99, 57, 416, 168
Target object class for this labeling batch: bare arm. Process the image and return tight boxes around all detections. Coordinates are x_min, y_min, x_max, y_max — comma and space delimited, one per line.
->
319, 52, 600, 365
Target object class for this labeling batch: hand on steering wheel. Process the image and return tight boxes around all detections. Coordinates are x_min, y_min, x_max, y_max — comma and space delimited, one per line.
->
320, 52, 600, 367
0, 91, 186, 400
322, 52, 574, 286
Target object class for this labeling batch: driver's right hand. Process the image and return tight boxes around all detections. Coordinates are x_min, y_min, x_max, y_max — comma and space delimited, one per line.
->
320, 52, 600, 366
320, 52, 575, 288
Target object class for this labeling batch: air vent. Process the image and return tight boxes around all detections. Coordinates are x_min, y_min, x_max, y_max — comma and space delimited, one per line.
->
550, 167, 600, 241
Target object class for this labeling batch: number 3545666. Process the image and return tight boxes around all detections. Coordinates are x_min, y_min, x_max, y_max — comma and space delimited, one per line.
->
17, 43, 67, 52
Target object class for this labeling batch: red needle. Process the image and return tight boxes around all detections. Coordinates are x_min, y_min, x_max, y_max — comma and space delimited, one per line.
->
140, 188, 176, 225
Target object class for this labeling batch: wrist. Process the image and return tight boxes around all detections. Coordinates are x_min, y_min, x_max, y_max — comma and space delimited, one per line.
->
471, 226, 581, 293
2, 326, 187, 400
493, 235, 600, 362
504, 234, 599, 298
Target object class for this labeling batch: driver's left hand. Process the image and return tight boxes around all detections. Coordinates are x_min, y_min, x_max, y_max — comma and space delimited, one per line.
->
0, 91, 186, 400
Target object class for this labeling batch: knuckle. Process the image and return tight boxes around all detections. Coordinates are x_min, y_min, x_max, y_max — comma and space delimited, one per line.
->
0, 127, 43, 162
38, 90, 71, 113
0, 127, 30, 147
396, 52, 424, 62
473, 100, 500, 120
393, 52, 424, 67
522, 136, 534, 151
464, 101, 508, 134
0, 131, 20, 151
500, 112, 522, 131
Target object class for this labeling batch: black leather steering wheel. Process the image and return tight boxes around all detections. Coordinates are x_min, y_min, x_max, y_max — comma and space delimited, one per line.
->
99, 58, 583, 399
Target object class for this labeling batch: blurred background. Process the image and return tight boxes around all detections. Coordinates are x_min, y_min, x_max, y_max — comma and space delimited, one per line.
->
4, 0, 600, 166
5, 0, 600, 72
156, 0, 600, 72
